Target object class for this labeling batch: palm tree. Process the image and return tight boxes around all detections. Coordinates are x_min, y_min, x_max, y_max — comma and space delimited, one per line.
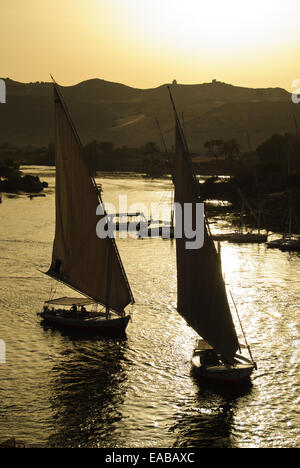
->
204, 139, 223, 160
222, 139, 240, 163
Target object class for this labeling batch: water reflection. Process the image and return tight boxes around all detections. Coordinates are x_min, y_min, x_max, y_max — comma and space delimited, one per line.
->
1, 171, 299, 448
171, 378, 253, 448
46, 333, 129, 448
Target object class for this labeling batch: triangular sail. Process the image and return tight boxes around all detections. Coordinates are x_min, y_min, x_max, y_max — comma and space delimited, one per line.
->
47, 83, 134, 313
171, 97, 239, 362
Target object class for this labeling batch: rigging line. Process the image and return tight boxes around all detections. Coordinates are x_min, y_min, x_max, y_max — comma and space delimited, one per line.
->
229, 289, 257, 368
155, 116, 168, 155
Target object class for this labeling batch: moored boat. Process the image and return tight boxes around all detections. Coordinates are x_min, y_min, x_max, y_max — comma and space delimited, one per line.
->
267, 200, 300, 251
279, 236, 300, 252
213, 232, 267, 244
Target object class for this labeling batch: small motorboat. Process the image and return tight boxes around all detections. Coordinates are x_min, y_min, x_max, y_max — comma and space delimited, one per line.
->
279, 236, 300, 252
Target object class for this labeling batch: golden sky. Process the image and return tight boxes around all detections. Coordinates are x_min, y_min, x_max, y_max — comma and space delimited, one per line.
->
1, 0, 299, 91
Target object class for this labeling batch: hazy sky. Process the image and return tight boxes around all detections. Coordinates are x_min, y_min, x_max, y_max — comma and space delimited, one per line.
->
1, 0, 299, 90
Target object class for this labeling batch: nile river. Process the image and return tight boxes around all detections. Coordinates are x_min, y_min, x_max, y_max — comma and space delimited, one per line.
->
0, 167, 299, 448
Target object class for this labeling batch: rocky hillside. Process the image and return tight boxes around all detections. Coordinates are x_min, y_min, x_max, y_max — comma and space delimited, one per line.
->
0, 77, 298, 151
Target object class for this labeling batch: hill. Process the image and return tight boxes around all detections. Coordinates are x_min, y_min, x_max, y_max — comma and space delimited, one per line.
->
0, 77, 298, 151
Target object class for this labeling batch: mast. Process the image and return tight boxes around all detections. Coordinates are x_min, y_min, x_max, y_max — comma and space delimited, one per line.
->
105, 241, 112, 317
170, 190, 174, 229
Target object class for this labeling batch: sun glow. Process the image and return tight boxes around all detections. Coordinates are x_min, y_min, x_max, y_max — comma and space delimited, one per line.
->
112, 0, 299, 56
1, 0, 299, 89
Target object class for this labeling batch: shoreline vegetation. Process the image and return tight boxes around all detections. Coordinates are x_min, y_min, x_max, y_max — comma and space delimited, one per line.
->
0, 158, 48, 194
1, 132, 300, 235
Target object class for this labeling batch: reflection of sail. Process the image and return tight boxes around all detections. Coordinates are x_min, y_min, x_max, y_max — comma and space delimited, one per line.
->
46, 337, 128, 448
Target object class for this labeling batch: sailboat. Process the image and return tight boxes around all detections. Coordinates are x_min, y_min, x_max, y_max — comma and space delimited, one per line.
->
168, 87, 256, 384
213, 191, 267, 244
267, 195, 300, 251
39, 80, 134, 334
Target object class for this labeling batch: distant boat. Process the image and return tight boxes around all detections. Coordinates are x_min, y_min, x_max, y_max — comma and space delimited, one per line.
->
213, 193, 267, 244
107, 211, 151, 232
280, 236, 300, 252
267, 200, 300, 251
143, 191, 175, 239
28, 193, 46, 199
213, 231, 267, 244
168, 87, 256, 384
39, 79, 134, 334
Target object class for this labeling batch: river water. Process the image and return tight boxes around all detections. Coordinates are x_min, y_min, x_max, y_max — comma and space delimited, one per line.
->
0, 167, 299, 448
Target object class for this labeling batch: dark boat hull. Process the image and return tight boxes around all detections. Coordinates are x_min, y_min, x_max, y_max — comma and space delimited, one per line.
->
267, 240, 283, 249
191, 355, 254, 384
280, 242, 300, 252
213, 233, 267, 244
39, 310, 130, 334
267, 236, 300, 251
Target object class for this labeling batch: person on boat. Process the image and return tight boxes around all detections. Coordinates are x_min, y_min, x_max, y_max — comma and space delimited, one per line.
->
70, 304, 78, 317
43, 305, 49, 313
79, 305, 89, 319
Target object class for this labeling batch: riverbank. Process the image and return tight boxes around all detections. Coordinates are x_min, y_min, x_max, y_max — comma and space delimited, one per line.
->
0, 174, 48, 193
6, 164, 300, 236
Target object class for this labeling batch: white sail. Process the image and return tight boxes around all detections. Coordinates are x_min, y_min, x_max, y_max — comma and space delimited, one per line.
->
173, 114, 239, 363
47, 84, 134, 313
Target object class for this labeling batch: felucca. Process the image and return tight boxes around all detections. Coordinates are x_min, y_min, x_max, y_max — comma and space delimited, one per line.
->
39, 79, 134, 334
168, 87, 256, 384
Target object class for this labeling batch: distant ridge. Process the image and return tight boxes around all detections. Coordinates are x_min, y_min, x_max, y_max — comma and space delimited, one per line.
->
0, 77, 298, 151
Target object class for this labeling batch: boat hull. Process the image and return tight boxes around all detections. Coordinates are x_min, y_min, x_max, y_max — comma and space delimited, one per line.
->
280, 242, 300, 252
213, 233, 267, 244
268, 236, 300, 251
39, 310, 130, 335
191, 355, 254, 384
267, 240, 283, 249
